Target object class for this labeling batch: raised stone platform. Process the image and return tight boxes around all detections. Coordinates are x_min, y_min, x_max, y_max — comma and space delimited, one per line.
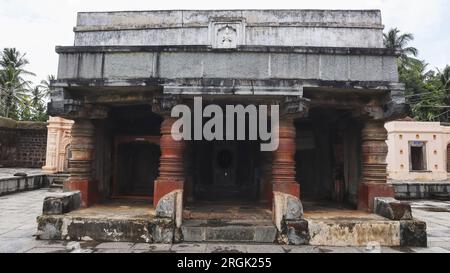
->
36, 200, 427, 247
36, 201, 175, 243
306, 212, 400, 246
303, 202, 426, 247
0, 168, 48, 196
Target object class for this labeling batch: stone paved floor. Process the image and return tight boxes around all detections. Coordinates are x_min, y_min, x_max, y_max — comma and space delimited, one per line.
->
0, 189, 449, 253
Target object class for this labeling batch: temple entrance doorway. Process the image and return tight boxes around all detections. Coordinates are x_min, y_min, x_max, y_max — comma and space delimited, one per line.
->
113, 137, 160, 198
109, 105, 163, 200
192, 140, 260, 202
296, 108, 363, 208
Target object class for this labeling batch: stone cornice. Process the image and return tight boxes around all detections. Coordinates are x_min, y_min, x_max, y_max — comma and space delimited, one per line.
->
55, 45, 398, 57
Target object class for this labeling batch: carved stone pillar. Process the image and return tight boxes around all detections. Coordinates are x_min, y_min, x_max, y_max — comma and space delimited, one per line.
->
64, 119, 95, 207
152, 95, 185, 230
154, 116, 185, 205
272, 118, 300, 198
357, 120, 395, 212
272, 97, 310, 245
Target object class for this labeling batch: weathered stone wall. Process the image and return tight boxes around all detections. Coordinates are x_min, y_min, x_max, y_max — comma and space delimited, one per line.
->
0, 117, 47, 168
0, 129, 17, 166
56, 49, 399, 83
74, 10, 384, 48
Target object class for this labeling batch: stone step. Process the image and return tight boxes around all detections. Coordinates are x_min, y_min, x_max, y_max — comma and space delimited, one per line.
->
50, 179, 65, 189
181, 220, 277, 243
306, 216, 402, 247
46, 174, 69, 189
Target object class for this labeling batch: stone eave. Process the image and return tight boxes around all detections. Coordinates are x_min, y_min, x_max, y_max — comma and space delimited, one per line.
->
51, 78, 400, 92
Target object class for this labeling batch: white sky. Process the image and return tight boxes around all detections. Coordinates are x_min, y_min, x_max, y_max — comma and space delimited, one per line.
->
1, 0, 449, 85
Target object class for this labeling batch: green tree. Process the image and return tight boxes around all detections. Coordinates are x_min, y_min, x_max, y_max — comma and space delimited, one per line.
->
383, 28, 419, 69
384, 29, 449, 122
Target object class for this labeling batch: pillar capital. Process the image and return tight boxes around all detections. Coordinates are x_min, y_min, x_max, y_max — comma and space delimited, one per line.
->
280, 96, 310, 119
152, 95, 183, 117
48, 97, 108, 120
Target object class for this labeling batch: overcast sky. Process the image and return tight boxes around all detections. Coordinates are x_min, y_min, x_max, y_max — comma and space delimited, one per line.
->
1, 0, 449, 85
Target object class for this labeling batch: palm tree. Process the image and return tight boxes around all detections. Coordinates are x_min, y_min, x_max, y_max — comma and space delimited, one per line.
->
39, 74, 55, 97
28, 85, 48, 121
0, 48, 35, 119
383, 28, 419, 69
0, 66, 30, 118
0, 48, 35, 77
29, 86, 45, 108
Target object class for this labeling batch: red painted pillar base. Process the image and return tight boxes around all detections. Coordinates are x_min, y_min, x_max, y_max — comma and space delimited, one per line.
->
273, 183, 300, 199
153, 117, 185, 209
64, 179, 97, 207
357, 183, 395, 212
153, 180, 184, 208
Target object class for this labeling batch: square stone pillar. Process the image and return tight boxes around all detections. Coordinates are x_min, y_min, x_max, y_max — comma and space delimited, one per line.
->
357, 120, 395, 212
64, 119, 96, 207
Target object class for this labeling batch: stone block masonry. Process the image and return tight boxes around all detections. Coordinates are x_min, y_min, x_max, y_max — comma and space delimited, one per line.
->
16, 129, 47, 167
391, 181, 450, 200
0, 117, 47, 168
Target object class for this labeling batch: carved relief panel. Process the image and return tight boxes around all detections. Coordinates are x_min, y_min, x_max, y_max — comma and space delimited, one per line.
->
209, 18, 246, 49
